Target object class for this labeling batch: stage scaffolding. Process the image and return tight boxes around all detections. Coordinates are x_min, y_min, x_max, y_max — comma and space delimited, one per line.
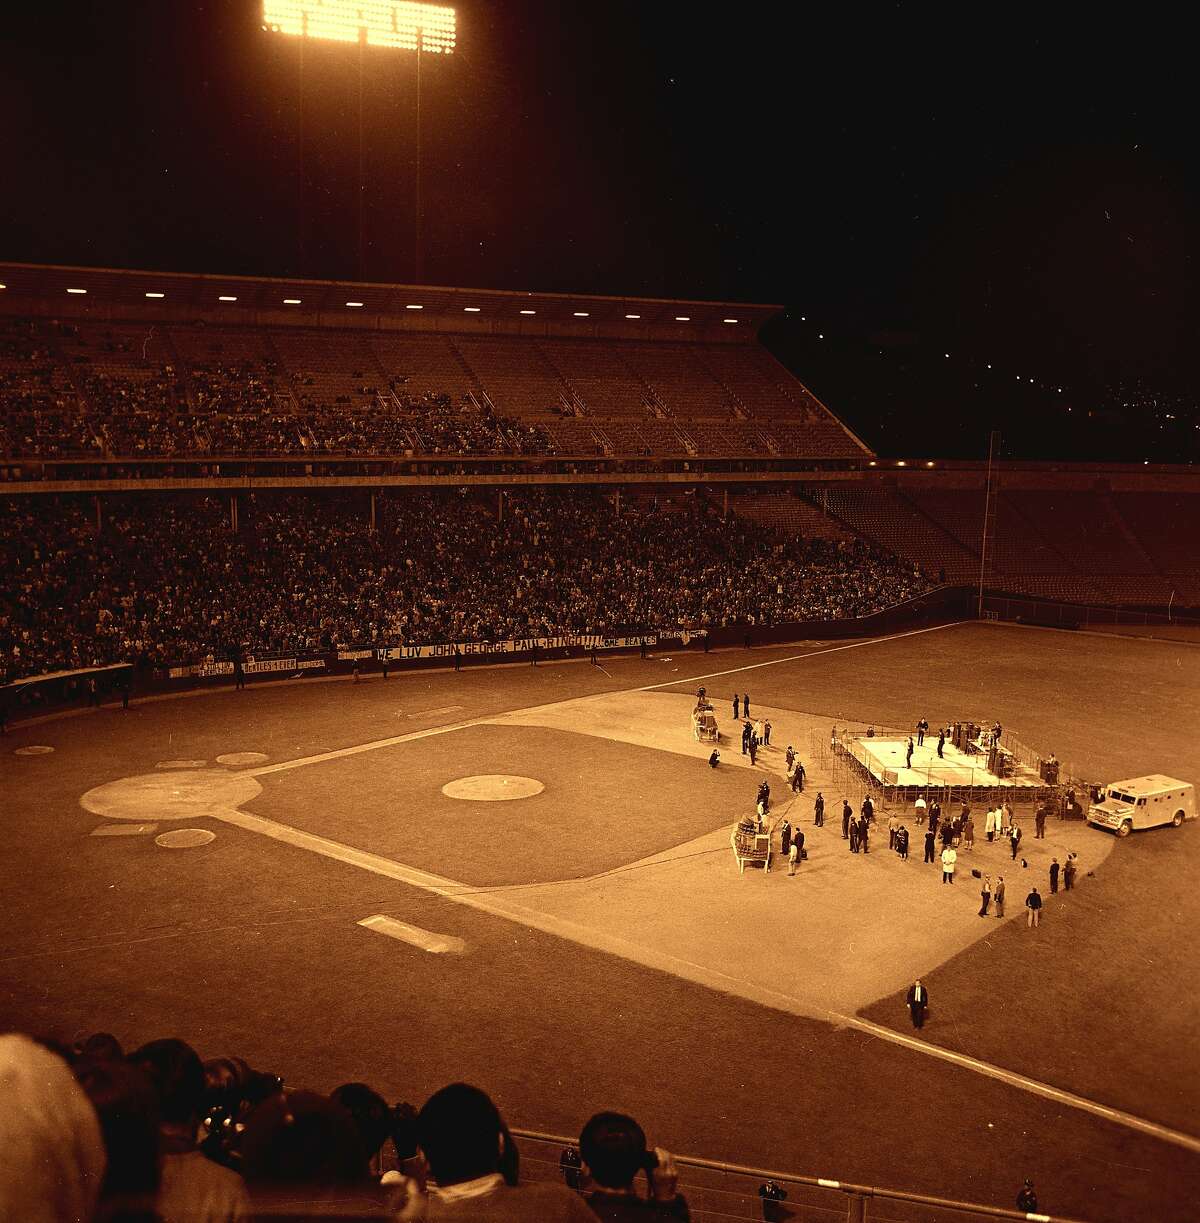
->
817, 725, 1063, 811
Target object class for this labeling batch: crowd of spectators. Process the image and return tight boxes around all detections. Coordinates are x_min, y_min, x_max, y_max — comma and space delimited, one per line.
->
0, 319, 100, 457
0, 319, 554, 460
0, 489, 932, 681
0, 1027, 688, 1222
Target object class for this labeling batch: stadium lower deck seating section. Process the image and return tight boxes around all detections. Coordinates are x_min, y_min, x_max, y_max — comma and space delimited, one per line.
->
0, 489, 932, 682
0, 316, 865, 460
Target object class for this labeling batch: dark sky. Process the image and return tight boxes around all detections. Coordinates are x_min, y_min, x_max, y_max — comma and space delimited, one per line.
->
2, 2, 1197, 458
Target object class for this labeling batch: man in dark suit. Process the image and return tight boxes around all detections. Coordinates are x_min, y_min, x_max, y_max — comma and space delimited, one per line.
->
733, 694, 739, 720
842, 800, 853, 839
906, 980, 929, 1029
917, 717, 928, 746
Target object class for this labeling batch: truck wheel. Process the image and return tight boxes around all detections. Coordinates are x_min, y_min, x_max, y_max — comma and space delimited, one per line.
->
1173, 811, 1185, 828
1118, 820, 1132, 838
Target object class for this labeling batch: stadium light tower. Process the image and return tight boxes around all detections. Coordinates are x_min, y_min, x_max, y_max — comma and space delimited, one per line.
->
263, 0, 457, 282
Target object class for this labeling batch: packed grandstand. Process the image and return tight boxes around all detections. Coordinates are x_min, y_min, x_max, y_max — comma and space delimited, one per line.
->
2, 265, 1199, 694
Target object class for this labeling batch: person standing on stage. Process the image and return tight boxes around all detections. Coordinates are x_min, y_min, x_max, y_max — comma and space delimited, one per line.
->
917, 717, 928, 747
937, 728, 945, 758
905, 737, 914, 769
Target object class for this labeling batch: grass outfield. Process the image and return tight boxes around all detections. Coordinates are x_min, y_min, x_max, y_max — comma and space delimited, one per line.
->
3, 622, 1199, 1221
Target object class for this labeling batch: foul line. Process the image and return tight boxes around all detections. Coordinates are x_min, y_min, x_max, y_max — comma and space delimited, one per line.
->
836, 1014, 1200, 1156
236, 622, 966, 780
205, 802, 1200, 1157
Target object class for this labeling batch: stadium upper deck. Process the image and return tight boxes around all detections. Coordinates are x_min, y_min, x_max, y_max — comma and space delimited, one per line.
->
0, 263, 870, 462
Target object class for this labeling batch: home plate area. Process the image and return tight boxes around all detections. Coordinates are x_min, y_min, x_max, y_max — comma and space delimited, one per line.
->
236, 690, 1117, 1020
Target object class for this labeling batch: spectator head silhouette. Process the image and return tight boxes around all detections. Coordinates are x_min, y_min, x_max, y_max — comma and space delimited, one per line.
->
330, 1081, 393, 1164
129, 1037, 205, 1129
241, 1090, 366, 1187
0, 1034, 107, 1223
73, 1054, 161, 1222
579, 1111, 655, 1190
416, 1082, 517, 1188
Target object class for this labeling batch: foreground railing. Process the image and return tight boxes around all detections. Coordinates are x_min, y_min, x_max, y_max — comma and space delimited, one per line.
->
510, 1127, 1091, 1223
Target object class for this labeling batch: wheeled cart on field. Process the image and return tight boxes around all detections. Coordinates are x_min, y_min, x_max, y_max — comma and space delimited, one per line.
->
692, 703, 719, 742
731, 819, 772, 873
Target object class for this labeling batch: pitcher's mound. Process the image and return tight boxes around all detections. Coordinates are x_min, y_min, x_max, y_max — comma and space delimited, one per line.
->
442, 775, 545, 801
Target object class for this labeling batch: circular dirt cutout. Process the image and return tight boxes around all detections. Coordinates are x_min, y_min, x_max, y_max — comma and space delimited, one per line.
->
442, 775, 545, 802
82, 769, 263, 822
14, 745, 55, 756
155, 828, 217, 849
215, 752, 269, 766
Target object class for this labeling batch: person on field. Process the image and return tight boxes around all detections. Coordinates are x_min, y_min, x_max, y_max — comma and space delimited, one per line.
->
896, 823, 910, 861
994, 875, 1006, 917
813, 792, 824, 827
979, 874, 992, 917
733, 694, 739, 720
914, 793, 927, 827
1025, 886, 1043, 927
780, 820, 792, 857
1049, 857, 1060, 894
924, 828, 937, 864
941, 844, 957, 883
906, 980, 929, 1030
842, 800, 853, 840
858, 814, 870, 854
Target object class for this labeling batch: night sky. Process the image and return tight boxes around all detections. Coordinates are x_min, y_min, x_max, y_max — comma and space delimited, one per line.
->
2, 2, 1197, 459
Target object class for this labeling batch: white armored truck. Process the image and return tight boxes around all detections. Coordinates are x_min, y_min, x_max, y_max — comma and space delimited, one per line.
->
1087, 775, 1195, 837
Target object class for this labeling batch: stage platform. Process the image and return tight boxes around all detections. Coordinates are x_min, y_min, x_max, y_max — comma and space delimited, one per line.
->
833, 732, 1051, 801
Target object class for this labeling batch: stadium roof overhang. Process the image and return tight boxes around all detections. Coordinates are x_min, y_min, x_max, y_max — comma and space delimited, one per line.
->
0, 262, 781, 341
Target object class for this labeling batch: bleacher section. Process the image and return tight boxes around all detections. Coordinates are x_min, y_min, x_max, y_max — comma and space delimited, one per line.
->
728, 488, 852, 541
811, 484, 978, 580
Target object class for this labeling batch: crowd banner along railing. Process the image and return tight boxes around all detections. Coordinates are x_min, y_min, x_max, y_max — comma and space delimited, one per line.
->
509, 1127, 1083, 1223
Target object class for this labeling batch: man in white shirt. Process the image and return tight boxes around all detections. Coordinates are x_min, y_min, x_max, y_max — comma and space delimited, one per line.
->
941, 845, 957, 884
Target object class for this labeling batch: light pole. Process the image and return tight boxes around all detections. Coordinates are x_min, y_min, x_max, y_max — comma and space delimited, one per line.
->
263, 0, 456, 283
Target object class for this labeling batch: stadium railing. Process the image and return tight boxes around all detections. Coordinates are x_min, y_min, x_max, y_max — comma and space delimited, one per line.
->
509, 1126, 1093, 1223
